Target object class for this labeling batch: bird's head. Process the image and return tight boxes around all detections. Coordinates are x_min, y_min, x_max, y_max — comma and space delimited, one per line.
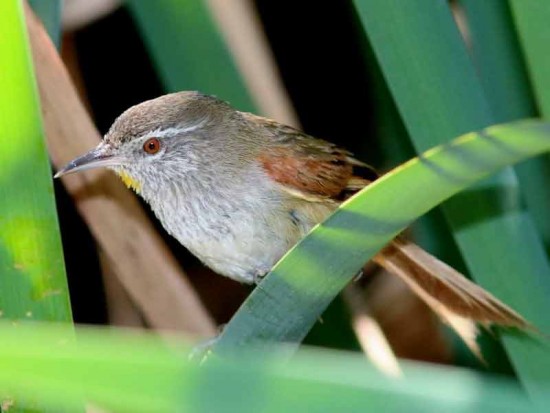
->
55, 92, 245, 194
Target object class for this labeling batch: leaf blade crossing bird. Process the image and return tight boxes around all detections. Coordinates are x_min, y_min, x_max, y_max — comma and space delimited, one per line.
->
55, 92, 532, 351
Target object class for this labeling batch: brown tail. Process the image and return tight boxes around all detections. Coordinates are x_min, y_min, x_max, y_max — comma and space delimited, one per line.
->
373, 238, 532, 355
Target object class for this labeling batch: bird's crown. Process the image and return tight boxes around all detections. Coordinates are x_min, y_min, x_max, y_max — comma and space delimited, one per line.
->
105, 91, 233, 146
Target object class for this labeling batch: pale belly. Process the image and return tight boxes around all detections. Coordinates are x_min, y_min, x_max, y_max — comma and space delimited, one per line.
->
149, 185, 336, 284
191, 235, 288, 283
173, 213, 301, 283
157, 198, 332, 283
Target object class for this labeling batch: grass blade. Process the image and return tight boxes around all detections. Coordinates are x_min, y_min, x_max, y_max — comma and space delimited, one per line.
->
213, 121, 550, 360
460, 1, 535, 121
461, 0, 550, 251
0, 322, 545, 412
0, 0, 71, 322
353, 0, 550, 400
507, 1, 550, 250
509, 1, 550, 116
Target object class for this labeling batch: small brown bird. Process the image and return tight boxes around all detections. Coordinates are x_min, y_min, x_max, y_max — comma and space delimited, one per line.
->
56, 92, 529, 346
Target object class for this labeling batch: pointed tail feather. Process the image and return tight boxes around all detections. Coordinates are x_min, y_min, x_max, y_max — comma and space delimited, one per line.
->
373, 238, 532, 331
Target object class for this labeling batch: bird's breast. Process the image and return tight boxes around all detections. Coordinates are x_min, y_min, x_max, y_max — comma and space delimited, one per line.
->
148, 184, 291, 282
145, 175, 336, 283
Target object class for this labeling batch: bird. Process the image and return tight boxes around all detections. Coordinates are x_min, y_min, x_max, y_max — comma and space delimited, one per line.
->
55, 91, 531, 349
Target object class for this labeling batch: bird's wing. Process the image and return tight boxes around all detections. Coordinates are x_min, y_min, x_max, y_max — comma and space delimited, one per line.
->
246, 113, 377, 201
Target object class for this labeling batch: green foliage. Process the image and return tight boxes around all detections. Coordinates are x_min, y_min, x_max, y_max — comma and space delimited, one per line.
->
0, 1, 71, 322
0, 322, 546, 412
352, 0, 550, 400
507, 0, 550, 249
510, 1, 550, 116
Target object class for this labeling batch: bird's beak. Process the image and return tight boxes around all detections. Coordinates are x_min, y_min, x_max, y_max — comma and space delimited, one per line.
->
54, 143, 123, 178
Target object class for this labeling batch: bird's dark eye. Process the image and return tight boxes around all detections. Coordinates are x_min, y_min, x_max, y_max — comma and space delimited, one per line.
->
143, 137, 161, 154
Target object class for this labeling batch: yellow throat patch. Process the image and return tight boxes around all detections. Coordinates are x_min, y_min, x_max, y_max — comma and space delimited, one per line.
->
117, 170, 141, 193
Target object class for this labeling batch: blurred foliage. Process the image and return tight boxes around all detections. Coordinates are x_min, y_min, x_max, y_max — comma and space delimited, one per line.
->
0, 322, 546, 413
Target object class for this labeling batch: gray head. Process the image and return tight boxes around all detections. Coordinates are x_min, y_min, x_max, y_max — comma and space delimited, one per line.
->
55, 91, 258, 195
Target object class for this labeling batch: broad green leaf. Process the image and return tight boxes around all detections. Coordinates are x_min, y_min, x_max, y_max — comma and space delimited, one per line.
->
213, 121, 550, 368
353, 0, 550, 400
510, 1, 550, 116
0, 1, 72, 321
0, 322, 545, 412
506, 0, 550, 249
461, 0, 550, 253
460, 1, 535, 121
457, 0, 550, 368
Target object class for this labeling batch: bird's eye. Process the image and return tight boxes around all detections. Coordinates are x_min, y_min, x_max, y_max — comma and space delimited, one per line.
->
143, 137, 161, 154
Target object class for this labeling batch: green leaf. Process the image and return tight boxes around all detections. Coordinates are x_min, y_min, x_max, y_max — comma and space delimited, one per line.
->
461, 0, 550, 253
506, 0, 550, 250
460, 0, 535, 122
213, 121, 550, 361
352, 0, 550, 400
509, 1, 550, 116
0, 4, 73, 409
126, 0, 256, 112
0, 322, 546, 412
0, 1, 72, 322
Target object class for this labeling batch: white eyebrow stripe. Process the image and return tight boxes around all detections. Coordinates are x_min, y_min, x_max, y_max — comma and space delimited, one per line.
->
140, 119, 207, 140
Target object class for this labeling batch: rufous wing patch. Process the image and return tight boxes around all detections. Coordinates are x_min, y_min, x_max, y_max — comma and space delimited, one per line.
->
259, 146, 353, 198
248, 112, 377, 199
